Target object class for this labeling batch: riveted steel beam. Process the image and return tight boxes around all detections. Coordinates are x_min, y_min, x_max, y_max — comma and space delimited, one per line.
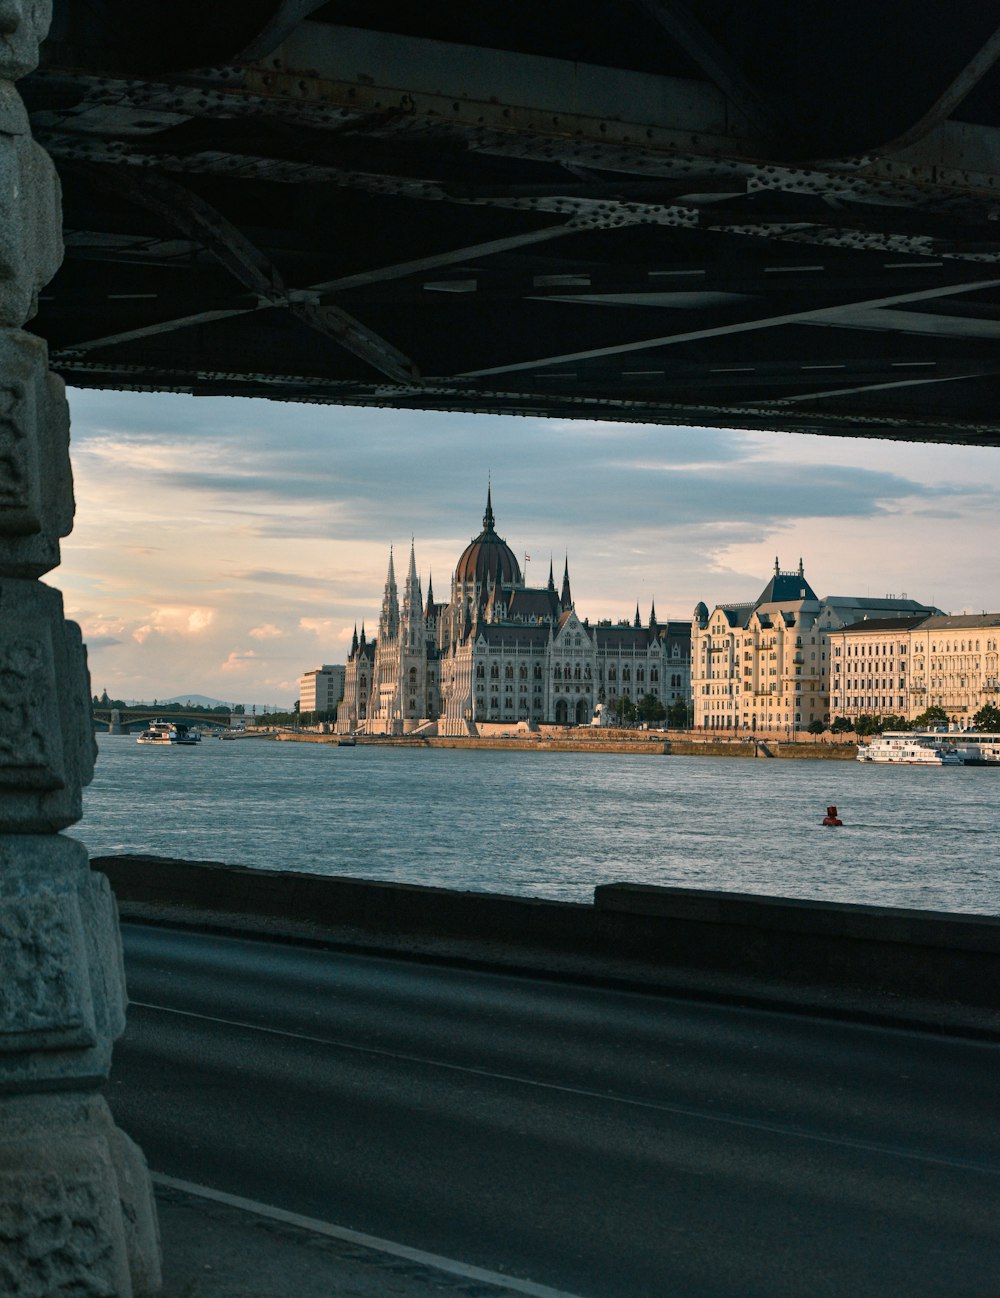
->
630, 0, 787, 140
454, 276, 1000, 378
77, 167, 420, 382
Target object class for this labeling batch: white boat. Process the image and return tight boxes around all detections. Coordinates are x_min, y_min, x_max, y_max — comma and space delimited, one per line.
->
857, 733, 963, 765
137, 720, 199, 746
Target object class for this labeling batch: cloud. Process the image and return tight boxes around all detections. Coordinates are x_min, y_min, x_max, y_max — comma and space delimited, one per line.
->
148, 606, 215, 635
84, 635, 123, 651
248, 624, 284, 640
300, 617, 337, 637
221, 649, 258, 672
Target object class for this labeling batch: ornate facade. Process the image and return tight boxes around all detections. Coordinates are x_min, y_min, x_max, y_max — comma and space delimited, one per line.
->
337, 491, 690, 735
828, 612, 1000, 724
692, 559, 938, 735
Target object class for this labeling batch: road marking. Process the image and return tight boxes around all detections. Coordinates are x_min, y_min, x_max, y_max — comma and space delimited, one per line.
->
151, 1172, 587, 1298
131, 1000, 1000, 1178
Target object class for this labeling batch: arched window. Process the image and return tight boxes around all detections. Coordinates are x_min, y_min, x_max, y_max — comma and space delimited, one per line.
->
519, 664, 528, 680
476, 663, 485, 679
505, 663, 514, 679
636, 667, 645, 683
533, 663, 542, 680
554, 664, 562, 680
608, 666, 617, 682
622, 666, 631, 682
490, 664, 499, 679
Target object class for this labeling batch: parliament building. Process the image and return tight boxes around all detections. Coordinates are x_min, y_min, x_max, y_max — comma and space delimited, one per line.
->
336, 491, 690, 736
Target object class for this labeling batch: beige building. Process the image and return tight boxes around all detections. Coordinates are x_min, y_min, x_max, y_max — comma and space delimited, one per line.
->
692, 559, 936, 736
829, 613, 1000, 724
298, 664, 345, 716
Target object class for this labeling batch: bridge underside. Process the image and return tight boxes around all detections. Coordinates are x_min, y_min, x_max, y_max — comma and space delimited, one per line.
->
22, 1, 1000, 444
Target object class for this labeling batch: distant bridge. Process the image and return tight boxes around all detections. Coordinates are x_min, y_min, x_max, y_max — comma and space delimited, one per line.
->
92, 709, 235, 731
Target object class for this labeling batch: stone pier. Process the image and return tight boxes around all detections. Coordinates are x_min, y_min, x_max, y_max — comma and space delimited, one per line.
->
0, 2, 160, 1293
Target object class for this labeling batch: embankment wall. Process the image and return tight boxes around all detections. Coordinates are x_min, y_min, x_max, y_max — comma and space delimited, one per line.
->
93, 856, 1000, 1037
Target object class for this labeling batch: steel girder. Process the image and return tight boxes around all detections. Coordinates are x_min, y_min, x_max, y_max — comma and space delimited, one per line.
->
18, 2, 1000, 443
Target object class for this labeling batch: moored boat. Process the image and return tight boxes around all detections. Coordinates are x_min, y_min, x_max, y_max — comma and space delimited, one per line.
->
857, 733, 963, 765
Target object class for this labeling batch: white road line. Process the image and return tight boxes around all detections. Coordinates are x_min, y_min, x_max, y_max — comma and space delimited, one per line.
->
151, 1172, 587, 1298
131, 1000, 1000, 1177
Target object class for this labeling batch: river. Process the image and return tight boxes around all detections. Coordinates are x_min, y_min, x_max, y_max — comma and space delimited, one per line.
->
70, 734, 999, 914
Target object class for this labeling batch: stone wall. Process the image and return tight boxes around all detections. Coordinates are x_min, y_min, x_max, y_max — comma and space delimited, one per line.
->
0, 5, 160, 1292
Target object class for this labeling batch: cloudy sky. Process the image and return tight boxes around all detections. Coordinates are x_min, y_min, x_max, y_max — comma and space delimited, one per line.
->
59, 386, 1000, 708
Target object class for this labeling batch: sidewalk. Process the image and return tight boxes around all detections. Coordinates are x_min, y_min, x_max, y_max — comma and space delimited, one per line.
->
154, 1179, 570, 1298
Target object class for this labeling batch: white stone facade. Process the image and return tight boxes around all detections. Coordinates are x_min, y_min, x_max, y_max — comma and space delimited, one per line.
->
337, 492, 690, 736
692, 559, 937, 736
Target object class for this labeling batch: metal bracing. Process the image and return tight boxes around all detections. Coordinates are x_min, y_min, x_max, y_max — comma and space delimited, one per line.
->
81, 167, 420, 383
454, 277, 1000, 379
18, 3, 1000, 442
629, 0, 787, 139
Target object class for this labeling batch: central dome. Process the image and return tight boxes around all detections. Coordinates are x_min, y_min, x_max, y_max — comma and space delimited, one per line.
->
455, 490, 522, 586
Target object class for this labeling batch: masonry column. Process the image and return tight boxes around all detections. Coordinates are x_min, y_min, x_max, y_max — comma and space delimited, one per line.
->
0, 3, 161, 1293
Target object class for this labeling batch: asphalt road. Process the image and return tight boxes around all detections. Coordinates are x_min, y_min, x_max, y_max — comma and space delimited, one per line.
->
110, 923, 1000, 1298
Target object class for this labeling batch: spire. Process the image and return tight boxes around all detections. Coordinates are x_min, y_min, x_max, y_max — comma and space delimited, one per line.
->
402, 538, 422, 638
359, 622, 366, 646
798, 556, 804, 577
424, 572, 435, 619
634, 603, 641, 629
379, 546, 400, 640
649, 601, 657, 628
483, 483, 495, 532
774, 555, 780, 576
560, 555, 572, 610
547, 556, 555, 592
350, 623, 359, 659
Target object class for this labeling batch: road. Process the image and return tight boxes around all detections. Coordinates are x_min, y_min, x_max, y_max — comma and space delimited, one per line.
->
110, 922, 1000, 1298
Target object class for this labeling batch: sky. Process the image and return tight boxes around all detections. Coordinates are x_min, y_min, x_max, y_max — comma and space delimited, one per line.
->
58, 386, 1000, 708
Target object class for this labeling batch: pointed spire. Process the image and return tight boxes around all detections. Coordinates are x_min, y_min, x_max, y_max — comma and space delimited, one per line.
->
359, 622, 366, 646
424, 572, 435, 619
634, 603, 641, 629
649, 601, 657, 628
798, 556, 804, 577
483, 483, 495, 532
560, 555, 572, 610
350, 623, 359, 659
547, 556, 555, 592
774, 555, 780, 576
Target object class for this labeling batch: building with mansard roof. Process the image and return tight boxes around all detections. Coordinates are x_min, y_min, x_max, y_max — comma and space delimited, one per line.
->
692, 558, 938, 735
336, 490, 690, 735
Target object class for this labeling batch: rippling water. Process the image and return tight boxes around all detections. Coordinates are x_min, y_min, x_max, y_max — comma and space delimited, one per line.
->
71, 734, 1000, 914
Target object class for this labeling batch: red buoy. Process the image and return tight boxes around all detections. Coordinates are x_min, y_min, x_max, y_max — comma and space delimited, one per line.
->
822, 804, 843, 827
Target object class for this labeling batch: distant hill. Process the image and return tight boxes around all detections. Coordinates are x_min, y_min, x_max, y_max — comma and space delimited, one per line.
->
158, 694, 234, 709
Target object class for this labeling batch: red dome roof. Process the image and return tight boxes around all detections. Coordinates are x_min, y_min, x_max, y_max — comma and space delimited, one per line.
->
454, 491, 521, 586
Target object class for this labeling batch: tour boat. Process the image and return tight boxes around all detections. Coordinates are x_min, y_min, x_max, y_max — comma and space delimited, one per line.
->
136, 720, 199, 746
857, 733, 963, 765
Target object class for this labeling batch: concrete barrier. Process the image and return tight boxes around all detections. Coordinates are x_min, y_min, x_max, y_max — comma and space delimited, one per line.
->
91, 856, 1000, 1036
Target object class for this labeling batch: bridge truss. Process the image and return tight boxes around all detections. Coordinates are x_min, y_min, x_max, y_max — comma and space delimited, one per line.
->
21, 1, 1000, 444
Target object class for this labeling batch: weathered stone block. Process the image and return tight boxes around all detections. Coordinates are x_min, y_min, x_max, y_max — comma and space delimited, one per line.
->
0, 329, 73, 577
0, 86, 62, 327
0, 580, 97, 831
0, 0, 53, 82
0, 1092, 157, 1297
0, 835, 127, 1087
0, 890, 95, 1052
